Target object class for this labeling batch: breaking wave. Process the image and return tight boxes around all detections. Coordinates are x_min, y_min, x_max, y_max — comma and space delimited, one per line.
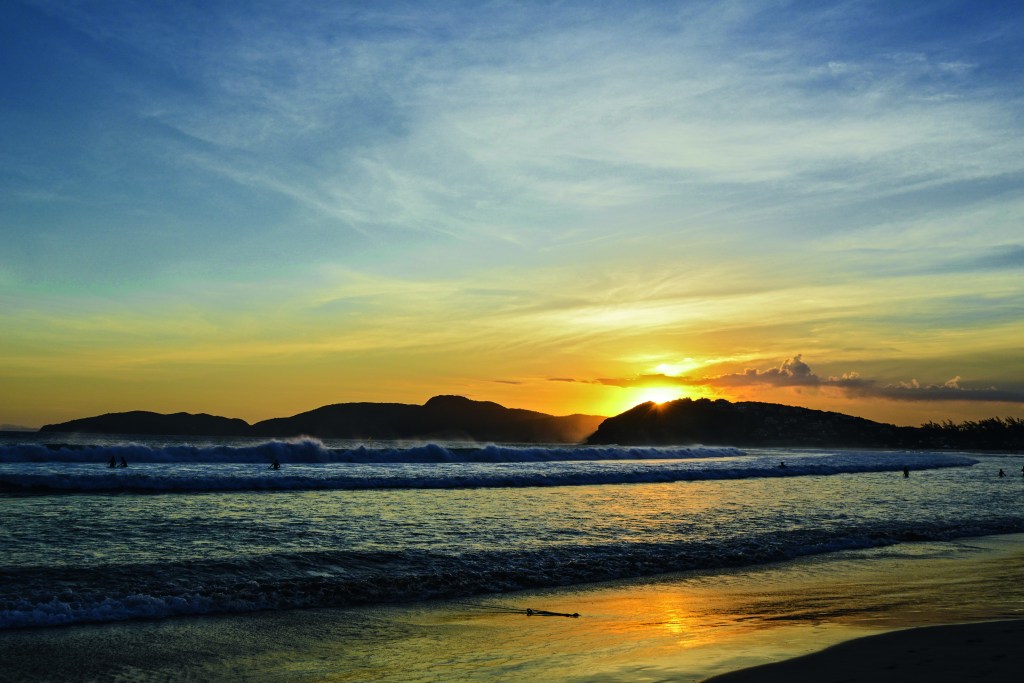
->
0, 445, 977, 493
1, 440, 738, 464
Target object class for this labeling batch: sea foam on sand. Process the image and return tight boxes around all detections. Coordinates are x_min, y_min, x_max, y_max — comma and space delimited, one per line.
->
2, 533, 1024, 682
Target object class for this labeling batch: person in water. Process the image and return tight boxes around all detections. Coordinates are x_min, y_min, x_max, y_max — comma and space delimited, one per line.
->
108, 455, 116, 468
778, 461, 786, 468
119, 456, 128, 467
270, 459, 281, 470
903, 466, 909, 478
999, 469, 1005, 477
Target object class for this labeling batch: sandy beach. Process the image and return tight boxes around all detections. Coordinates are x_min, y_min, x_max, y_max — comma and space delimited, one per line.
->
704, 619, 1024, 683
2, 533, 1024, 682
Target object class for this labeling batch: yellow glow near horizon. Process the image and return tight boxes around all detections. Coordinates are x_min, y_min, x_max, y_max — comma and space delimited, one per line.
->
653, 360, 700, 377
635, 387, 685, 405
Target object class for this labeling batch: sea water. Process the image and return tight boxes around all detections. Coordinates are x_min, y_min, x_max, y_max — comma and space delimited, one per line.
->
1, 434, 1021, 631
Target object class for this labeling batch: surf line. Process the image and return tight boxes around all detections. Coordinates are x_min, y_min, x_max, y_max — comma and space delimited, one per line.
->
454, 601, 580, 618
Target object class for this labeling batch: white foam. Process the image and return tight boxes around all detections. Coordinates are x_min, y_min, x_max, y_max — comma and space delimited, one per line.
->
0, 449, 978, 493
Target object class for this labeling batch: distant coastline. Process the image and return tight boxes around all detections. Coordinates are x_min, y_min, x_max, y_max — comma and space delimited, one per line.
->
36, 395, 604, 444
32, 395, 1024, 451
587, 398, 1024, 450
0, 424, 36, 432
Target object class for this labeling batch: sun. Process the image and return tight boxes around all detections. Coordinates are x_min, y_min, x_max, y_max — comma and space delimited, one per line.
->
635, 387, 685, 405
600, 385, 692, 416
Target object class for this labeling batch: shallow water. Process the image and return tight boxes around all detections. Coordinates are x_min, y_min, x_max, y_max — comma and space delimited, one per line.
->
3, 534, 1024, 682
1, 438, 1022, 630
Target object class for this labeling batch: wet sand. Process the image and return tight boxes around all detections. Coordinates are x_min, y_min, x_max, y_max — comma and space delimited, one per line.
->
2, 534, 1024, 681
703, 619, 1024, 683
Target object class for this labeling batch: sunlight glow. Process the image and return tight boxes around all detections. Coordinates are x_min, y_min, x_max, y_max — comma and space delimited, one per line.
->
653, 360, 699, 377
636, 387, 685, 405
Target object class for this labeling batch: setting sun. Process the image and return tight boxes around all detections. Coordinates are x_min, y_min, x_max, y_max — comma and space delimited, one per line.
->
636, 387, 685, 405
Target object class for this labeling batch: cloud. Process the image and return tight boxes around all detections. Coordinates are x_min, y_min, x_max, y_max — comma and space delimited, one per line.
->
579, 355, 1024, 403
694, 354, 820, 387
699, 356, 1024, 402
864, 377, 1024, 403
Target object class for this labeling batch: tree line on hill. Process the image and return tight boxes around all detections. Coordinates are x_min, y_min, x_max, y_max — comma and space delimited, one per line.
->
917, 417, 1024, 451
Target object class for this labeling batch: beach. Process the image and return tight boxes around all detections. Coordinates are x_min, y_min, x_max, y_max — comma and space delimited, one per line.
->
704, 619, 1024, 683
3, 439, 1023, 680
2, 532, 1023, 682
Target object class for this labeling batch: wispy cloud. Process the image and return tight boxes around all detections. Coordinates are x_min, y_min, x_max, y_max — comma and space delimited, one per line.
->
4, 1, 1024, 424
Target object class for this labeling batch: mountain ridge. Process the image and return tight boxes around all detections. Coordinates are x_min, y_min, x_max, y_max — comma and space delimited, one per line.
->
586, 397, 1024, 449
34, 396, 1024, 449
38, 396, 604, 444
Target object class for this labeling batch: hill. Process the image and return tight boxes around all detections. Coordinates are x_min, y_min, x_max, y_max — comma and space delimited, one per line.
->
38, 397, 605, 444
586, 398, 1024, 450
38, 411, 251, 437
251, 395, 603, 442
586, 398, 911, 447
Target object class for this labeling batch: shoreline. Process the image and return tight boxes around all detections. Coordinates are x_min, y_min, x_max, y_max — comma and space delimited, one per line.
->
3, 533, 1024, 681
702, 619, 1024, 682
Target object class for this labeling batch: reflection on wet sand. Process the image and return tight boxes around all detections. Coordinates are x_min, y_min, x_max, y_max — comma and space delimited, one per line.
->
2, 535, 1024, 681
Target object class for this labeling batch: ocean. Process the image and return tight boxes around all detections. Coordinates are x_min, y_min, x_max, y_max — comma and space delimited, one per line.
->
2, 433, 1021, 635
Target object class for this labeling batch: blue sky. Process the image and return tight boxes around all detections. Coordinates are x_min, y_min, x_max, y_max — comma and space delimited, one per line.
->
2, 0, 1023, 427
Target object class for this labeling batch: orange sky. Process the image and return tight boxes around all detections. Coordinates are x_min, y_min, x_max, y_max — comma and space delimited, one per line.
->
3, 2, 1023, 430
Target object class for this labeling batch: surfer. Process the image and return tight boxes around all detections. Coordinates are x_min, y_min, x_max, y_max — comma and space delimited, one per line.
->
119, 456, 128, 468
108, 455, 116, 468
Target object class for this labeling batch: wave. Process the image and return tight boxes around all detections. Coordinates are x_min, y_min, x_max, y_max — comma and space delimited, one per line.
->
1, 517, 1019, 630
0, 451, 978, 493
0, 440, 741, 464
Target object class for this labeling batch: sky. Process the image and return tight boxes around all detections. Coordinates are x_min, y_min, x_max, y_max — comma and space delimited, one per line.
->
2, 0, 1023, 429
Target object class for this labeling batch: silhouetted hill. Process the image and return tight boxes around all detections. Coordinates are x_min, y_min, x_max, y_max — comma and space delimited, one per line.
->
586, 398, 917, 447
250, 401, 421, 439
252, 395, 603, 442
586, 398, 1024, 449
39, 397, 604, 443
1, 423, 35, 432
39, 411, 251, 437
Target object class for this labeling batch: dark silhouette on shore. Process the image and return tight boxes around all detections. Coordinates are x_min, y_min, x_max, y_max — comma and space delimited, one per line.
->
40, 411, 250, 437
585, 398, 1024, 450
38, 396, 603, 444
35, 396, 1024, 450
916, 417, 1024, 451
